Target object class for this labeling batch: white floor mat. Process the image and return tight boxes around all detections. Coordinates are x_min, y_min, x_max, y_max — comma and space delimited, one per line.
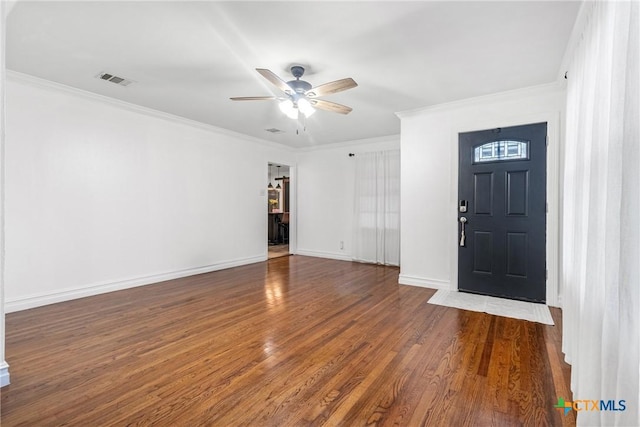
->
428, 290, 554, 325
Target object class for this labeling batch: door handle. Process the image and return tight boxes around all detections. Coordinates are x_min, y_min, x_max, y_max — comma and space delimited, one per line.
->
459, 217, 467, 247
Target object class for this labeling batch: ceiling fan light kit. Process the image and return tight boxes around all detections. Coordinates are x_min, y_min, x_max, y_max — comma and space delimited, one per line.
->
231, 66, 357, 120
279, 99, 300, 120
298, 98, 315, 117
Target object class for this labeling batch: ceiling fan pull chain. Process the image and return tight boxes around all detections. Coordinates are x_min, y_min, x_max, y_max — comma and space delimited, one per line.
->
297, 115, 308, 135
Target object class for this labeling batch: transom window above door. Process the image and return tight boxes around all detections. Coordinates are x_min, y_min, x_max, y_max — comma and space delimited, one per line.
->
473, 140, 529, 163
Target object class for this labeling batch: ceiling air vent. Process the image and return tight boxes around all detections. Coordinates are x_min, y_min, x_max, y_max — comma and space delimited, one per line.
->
95, 72, 134, 87
265, 128, 284, 134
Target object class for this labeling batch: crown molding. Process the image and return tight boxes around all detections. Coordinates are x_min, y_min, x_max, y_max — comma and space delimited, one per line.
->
296, 133, 400, 153
6, 70, 294, 152
395, 81, 565, 119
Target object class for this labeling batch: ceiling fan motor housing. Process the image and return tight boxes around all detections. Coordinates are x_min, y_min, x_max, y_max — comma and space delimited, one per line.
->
287, 79, 312, 94
286, 66, 312, 94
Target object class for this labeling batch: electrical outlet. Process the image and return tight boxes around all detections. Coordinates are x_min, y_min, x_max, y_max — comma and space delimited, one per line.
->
340, 241, 344, 250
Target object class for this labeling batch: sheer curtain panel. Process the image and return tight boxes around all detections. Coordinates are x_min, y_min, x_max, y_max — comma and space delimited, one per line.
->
352, 150, 400, 266
562, 2, 639, 426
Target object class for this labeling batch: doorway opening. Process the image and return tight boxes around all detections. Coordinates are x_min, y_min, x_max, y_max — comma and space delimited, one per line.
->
457, 122, 547, 303
267, 162, 291, 259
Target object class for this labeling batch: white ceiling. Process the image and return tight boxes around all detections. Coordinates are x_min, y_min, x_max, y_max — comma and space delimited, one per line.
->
6, 1, 581, 148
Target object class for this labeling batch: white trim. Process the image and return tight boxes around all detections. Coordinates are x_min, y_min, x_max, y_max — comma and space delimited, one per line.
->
0, 361, 9, 387
295, 249, 352, 262
1, 0, 8, 389
296, 134, 401, 153
449, 111, 562, 307
545, 112, 562, 308
396, 82, 564, 119
5, 255, 265, 313
7, 71, 401, 156
266, 161, 297, 256
6, 70, 293, 152
288, 164, 297, 255
398, 275, 449, 290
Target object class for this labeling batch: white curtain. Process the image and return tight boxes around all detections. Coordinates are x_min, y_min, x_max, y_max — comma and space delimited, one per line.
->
352, 150, 400, 266
562, 2, 639, 426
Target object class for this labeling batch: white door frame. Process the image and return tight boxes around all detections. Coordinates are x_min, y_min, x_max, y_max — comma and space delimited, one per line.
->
266, 161, 296, 256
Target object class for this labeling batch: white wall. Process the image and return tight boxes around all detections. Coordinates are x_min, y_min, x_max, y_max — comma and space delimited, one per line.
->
295, 136, 400, 261
0, 0, 11, 388
397, 83, 565, 306
4, 72, 294, 312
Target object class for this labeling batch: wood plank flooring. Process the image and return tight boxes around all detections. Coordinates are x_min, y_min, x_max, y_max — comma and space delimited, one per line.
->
268, 243, 290, 259
0, 256, 575, 426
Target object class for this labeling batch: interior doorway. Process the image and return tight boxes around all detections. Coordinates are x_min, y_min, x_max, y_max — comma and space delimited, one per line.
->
267, 162, 291, 259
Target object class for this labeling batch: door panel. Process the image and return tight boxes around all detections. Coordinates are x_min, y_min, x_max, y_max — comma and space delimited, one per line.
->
506, 171, 528, 215
506, 232, 527, 277
473, 232, 494, 273
474, 173, 494, 215
458, 123, 547, 302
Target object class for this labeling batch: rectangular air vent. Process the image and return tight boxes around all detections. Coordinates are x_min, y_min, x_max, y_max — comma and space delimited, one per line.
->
265, 128, 284, 134
95, 72, 134, 87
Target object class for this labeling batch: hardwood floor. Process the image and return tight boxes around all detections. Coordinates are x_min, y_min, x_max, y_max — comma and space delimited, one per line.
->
1, 256, 575, 426
268, 243, 290, 259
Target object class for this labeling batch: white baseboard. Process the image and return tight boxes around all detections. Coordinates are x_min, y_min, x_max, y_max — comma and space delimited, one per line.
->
295, 249, 352, 262
0, 361, 9, 387
398, 274, 450, 290
5, 255, 266, 313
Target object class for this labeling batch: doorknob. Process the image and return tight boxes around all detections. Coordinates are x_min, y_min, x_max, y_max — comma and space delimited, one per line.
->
459, 217, 467, 247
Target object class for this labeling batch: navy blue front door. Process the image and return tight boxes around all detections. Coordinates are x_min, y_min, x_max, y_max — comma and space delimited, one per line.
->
458, 123, 547, 302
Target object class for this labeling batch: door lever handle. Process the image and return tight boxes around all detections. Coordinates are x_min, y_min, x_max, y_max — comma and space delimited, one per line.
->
459, 217, 467, 247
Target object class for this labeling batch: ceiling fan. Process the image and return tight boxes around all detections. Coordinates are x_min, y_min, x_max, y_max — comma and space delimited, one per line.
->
230, 66, 357, 119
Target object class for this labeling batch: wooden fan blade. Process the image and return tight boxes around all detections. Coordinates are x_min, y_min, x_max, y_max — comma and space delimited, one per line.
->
230, 96, 277, 101
310, 99, 353, 115
256, 68, 292, 94
306, 78, 357, 98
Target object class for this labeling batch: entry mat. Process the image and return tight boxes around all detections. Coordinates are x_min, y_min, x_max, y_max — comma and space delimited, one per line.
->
428, 290, 554, 325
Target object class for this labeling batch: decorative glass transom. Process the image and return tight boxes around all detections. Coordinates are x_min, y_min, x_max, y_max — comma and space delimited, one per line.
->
474, 140, 529, 163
